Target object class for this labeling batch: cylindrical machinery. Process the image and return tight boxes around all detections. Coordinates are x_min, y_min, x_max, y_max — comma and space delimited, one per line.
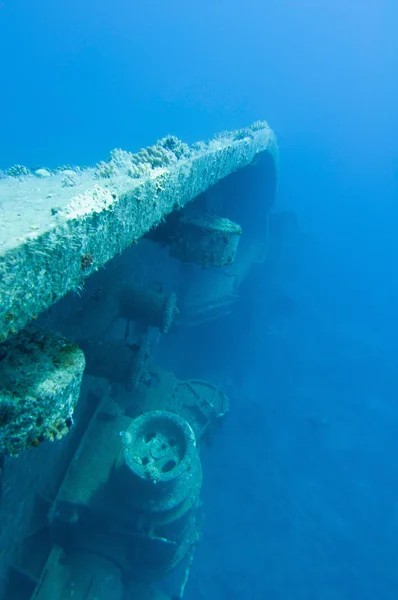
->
113, 410, 202, 578
119, 287, 179, 333
77, 338, 153, 390
169, 213, 242, 267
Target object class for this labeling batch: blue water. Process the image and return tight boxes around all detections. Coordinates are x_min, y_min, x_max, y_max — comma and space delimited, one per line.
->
1, 1, 398, 598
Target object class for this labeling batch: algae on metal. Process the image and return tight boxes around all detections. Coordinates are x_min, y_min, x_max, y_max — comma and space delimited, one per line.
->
0, 327, 85, 456
0, 122, 278, 344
